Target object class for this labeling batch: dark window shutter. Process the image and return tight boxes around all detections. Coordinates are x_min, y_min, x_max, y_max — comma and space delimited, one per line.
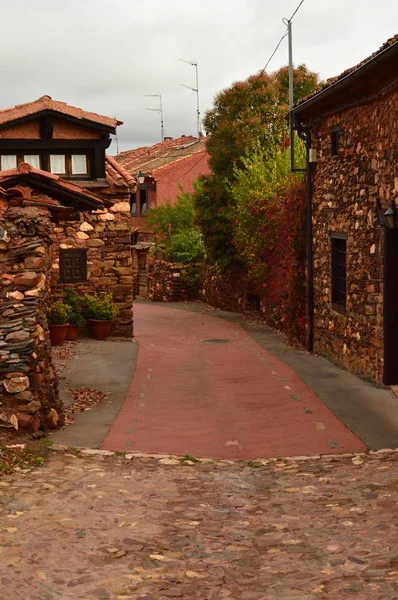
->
331, 235, 347, 311
59, 249, 87, 283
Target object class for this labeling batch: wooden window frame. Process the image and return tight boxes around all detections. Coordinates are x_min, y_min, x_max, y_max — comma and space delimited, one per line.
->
331, 232, 347, 313
0, 152, 89, 178
59, 248, 88, 283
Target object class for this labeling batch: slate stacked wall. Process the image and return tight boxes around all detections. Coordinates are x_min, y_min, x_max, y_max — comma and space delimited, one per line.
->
0, 204, 62, 432
310, 86, 398, 383
50, 199, 133, 337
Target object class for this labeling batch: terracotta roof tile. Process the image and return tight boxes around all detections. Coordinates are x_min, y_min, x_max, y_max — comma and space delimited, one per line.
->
294, 34, 398, 111
105, 155, 137, 190
0, 95, 121, 130
116, 136, 208, 176
0, 163, 105, 208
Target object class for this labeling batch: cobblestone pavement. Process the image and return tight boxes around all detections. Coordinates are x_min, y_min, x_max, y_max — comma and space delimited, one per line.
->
0, 449, 398, 599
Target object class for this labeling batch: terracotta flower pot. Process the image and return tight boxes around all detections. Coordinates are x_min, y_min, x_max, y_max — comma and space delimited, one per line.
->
89, 319, 112, 340
49, 323, 69, 346
66, 325, 79, 340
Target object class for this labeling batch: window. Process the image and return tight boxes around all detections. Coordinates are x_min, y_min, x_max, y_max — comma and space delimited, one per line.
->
130, 192, 137, 216
1, 155, 17, 170
71, 154, 87, 175
59, 249, 87, 283
140, 189, 148, 215
50, 154, 66, 174
331, 127, 341, 156
331, 233, 347, 311
24, 155, 41, 169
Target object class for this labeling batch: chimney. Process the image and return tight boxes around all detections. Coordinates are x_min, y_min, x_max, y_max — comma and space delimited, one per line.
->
164, 136, 173, 141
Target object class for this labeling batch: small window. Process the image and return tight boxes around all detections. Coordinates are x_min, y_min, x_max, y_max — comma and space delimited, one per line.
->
50, 154, 66, 174
24, 155, 41, 169
59, 249, 87, 283
130, 192, 137, 216
1, 155, 17, 170
71, 154, 87, 175
140, 188, 148, 215
331, 127, 341, 156
331, 233, 347, 311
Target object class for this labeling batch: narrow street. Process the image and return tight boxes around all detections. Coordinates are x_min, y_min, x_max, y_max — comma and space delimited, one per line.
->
102, 303, 366, 458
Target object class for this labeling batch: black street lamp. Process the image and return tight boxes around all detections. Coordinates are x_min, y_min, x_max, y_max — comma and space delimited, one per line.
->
137, 171, 145, 185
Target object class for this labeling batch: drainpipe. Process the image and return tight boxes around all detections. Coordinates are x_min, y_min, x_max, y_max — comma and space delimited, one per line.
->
295, 116, 314, 352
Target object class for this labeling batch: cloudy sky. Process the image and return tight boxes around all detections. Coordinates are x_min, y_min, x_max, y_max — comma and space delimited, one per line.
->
0, 0, 396, 153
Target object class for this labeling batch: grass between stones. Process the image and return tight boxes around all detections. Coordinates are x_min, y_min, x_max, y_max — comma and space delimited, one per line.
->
0, 438, 53, 476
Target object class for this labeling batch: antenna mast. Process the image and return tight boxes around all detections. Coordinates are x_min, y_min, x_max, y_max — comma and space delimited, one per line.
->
179, 59, 202, 139
145, 94, 164, 142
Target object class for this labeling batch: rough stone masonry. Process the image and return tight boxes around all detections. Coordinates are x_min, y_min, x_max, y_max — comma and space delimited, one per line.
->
0, 201, 62, 433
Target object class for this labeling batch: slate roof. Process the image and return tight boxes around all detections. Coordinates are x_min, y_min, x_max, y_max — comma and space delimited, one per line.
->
116, 136, 208, 176
0, 96, 122, 130
293, 34, 398, 115
0, 162, 106, 209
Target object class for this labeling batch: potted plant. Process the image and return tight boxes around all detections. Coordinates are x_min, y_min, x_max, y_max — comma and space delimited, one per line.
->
83, 292, 119, 340
64, 287, 85, 340
48, 300, 72, 346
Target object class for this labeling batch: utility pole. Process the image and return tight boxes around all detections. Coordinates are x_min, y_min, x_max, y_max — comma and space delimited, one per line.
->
179, 59, 202, 139
145, 94, 164, 142
283, 17, 295, 171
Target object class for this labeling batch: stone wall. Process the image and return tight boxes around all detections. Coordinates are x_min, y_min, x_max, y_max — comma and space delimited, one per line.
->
50, 199, 133, 337
0, 204, 62, 433
147, 259, 203, 302
200, 264, 249, 313
309, 86, 398, 383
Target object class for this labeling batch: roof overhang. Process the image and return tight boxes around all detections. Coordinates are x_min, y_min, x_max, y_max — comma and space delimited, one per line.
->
0, 109, 118, 135
0, 164, 107, 211
292, 39, 398, 123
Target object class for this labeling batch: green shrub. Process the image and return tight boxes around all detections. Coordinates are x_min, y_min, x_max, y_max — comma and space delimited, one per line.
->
83, 292, 119, 321
48, 300, 72, 325
64, 287, 85, 327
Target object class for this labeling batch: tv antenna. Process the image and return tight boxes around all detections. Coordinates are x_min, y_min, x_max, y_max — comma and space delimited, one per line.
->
179, 59, 202, 139
145, 94, 164, 142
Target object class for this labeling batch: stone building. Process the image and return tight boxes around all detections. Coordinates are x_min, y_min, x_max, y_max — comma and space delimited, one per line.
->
292, 35, 398, 385
0, 96, 136, 336
116, 136, 210, 297
0, 97, 136, 433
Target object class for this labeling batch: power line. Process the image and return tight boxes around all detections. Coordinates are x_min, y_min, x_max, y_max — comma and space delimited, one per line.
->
289, 0, 305, 21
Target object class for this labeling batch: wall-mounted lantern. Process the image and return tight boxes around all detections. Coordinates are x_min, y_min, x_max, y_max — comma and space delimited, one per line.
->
137, 171, 145, 185
376, 199, 398, 229
383, 206, 396, 230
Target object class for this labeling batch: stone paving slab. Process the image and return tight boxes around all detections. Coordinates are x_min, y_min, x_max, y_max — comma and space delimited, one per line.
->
0, 449, 397, 599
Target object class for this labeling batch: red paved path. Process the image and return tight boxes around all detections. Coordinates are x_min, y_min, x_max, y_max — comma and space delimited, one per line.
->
102, 304, 366, 459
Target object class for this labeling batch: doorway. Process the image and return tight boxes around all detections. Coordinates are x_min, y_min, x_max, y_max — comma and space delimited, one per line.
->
384, 229, 398, 384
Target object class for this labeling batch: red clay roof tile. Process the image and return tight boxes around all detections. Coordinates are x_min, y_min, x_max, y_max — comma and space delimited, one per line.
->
0, 95, 121, 130
116, 136, 208, 176
0, 163, 105, 208
105, 155, 137, 190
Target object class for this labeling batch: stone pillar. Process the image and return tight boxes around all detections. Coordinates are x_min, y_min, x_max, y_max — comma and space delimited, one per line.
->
0, 205, 63, 433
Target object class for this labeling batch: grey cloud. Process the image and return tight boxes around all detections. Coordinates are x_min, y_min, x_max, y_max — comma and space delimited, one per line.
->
0, 0, 396, 152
